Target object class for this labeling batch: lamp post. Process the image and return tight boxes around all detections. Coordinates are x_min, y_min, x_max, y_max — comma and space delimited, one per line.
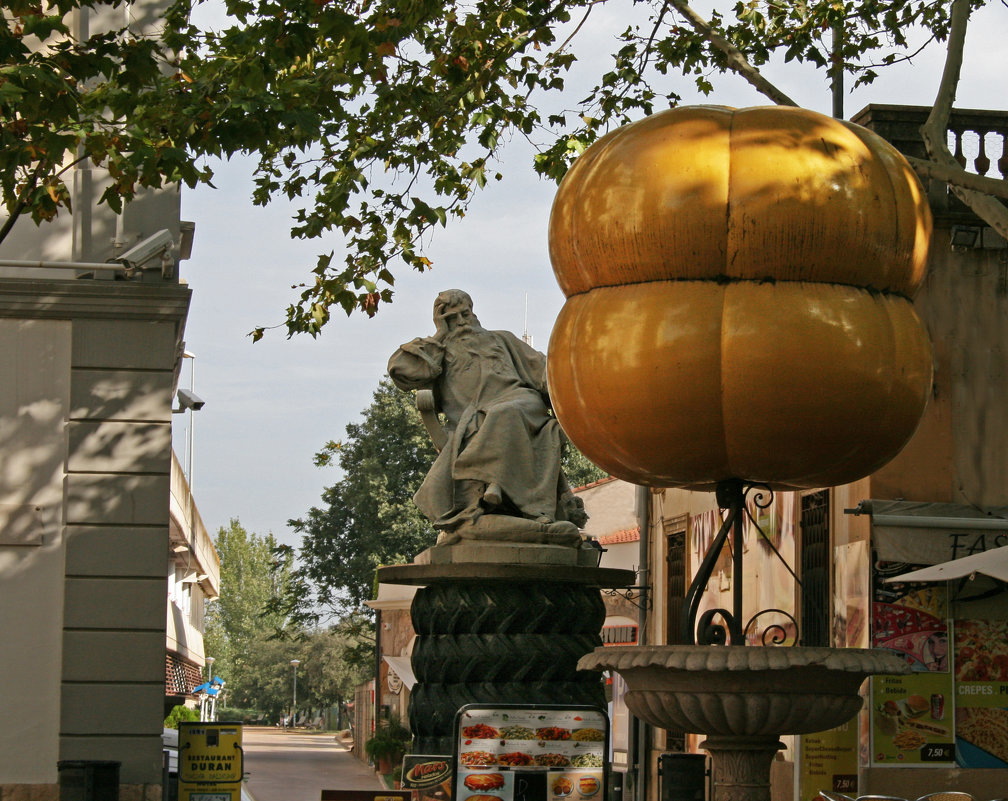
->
204, 656, 216, 722
290, 659, 300, 728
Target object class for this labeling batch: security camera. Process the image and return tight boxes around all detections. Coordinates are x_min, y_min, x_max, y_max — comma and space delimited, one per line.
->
176, 388, 206, 411
111, 229, 175, 270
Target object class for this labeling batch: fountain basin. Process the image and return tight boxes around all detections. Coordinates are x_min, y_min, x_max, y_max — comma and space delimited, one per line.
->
579, 645, 909, 736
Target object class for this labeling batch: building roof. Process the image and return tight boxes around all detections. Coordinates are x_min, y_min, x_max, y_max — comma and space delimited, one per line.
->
572, 475, 617, 493
597, 527, 640, 545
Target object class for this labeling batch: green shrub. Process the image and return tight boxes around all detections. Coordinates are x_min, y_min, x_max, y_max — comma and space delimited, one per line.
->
164, 705, 200, 729
364, 714, 412, 763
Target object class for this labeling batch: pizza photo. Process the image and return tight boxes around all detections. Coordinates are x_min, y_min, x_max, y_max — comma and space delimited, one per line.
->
954, 620, 1008, 681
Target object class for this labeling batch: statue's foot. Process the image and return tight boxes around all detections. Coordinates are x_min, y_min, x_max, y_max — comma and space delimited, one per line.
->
484, 482, 503, 507
547, 520, 579, 537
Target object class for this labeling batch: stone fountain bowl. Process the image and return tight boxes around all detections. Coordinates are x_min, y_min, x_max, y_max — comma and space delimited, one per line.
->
579, 645, 909, 737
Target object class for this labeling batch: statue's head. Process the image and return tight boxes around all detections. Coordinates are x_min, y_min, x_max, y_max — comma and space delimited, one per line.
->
435, 289, 480, 332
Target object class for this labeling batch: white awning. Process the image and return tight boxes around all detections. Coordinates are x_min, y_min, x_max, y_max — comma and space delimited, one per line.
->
848, 499, 1008, 564
384, 655, 417, 690
886, 544, 1008, 583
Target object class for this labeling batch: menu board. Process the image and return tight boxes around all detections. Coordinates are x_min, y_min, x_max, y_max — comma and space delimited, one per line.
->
452, 705, 608, 801
871, 672, 955, 764
954, 619, 1008, 768
798, 720, 859, 800
870, 571, 955, 766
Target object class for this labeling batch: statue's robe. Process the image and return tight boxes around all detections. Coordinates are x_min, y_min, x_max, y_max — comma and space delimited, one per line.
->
388, 327, 563, 529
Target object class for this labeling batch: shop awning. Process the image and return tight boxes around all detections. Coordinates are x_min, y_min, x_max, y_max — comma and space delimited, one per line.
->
383, 655, 417, 690
848, 499, 1008, 564
886, 543, 1008, 583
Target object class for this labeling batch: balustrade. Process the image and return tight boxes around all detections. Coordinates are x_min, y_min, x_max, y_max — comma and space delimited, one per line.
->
852, 104, 1008, 220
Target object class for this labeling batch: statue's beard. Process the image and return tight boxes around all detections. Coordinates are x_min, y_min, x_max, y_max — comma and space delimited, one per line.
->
445, 318, 482, 341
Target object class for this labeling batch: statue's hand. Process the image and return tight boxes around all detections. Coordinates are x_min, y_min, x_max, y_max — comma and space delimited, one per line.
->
433, 299, 451, 338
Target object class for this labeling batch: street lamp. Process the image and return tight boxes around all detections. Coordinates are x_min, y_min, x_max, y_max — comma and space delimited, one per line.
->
204, 656, 216, 722
290, 659, 300, 728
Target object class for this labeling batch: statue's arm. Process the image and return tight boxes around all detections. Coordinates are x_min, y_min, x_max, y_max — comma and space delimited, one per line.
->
388, 337, 445, 390
498, 330, 551, 401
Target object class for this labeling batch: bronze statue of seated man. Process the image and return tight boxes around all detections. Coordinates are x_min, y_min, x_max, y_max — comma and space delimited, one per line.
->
388, 289, 587, 547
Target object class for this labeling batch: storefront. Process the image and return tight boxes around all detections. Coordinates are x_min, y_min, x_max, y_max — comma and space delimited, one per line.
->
829, 501, 1008, 798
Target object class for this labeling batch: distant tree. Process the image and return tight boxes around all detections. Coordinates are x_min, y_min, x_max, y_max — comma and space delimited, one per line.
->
275, 378, 438, 627
563, 446, 607, 489
296, 617, 373, 727
232, 634, 299, 719
228, 622, 370, 722
274, 376, 607, 627
203, 519, 292, 706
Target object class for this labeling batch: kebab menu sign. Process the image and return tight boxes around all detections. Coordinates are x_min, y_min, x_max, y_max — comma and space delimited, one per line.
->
452, 705, 609, 801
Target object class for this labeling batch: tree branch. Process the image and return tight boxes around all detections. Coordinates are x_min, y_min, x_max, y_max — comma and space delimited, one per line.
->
0, 161, 49, 246
667, 0, 799, 107
920, 0, 1008, 238
905, 156, 1008, 201
0, 154, 91, 247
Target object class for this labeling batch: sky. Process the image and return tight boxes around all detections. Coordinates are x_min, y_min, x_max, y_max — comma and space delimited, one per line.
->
172, 2, 1006, 547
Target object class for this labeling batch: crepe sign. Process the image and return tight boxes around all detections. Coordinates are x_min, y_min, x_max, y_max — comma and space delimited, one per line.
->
954, 619, 1008, 768
452, 705, 608, 801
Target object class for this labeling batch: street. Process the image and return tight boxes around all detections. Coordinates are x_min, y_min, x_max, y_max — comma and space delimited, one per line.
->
241, 727, 385, 801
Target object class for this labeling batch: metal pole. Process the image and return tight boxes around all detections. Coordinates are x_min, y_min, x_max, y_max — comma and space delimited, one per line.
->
290, 659, 300, 727
733, 491, 744, 638
635, 485, 650, 801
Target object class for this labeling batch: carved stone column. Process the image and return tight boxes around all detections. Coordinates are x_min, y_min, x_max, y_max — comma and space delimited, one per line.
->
699, 736, 784, 801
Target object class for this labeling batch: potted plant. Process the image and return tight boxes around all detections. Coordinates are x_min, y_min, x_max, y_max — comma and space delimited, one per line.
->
364, 715, 412, 776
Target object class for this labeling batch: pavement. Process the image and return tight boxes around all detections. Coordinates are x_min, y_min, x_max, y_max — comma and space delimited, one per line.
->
240, 726, 386, 801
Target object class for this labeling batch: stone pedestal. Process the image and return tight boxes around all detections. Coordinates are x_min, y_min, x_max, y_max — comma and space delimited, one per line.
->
378, 548, 634, 754
700, 736, 784, 801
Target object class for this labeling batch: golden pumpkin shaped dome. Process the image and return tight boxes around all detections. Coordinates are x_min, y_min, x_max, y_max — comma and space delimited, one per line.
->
548, 105, 932, 298
547, 105, 934, 491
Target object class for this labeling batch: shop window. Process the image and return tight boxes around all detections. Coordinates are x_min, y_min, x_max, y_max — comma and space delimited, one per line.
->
664, 520, 687, 645
799, 490, 829, 647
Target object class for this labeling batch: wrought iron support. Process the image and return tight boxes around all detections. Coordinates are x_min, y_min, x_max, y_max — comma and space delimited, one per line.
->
681, 479, 787, 646
602, 585, 652, 611
681, 479, 745, 645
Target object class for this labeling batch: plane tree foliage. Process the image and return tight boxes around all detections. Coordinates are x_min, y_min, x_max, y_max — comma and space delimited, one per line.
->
272, 376, 606, 627
3, 0, 1003, 334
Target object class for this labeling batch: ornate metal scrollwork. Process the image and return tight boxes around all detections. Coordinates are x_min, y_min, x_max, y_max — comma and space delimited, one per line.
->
602, 585, 652, 611
744, 609, 799, 647
680, 479, 801, 647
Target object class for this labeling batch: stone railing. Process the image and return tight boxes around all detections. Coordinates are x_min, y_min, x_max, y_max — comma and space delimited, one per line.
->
851, 104, 1008, 220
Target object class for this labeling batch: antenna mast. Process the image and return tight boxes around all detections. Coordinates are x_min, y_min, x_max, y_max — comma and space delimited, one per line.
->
522, 294, 533, 347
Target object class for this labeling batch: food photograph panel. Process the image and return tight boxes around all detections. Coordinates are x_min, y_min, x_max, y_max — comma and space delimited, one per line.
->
452, 705, 609, 801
